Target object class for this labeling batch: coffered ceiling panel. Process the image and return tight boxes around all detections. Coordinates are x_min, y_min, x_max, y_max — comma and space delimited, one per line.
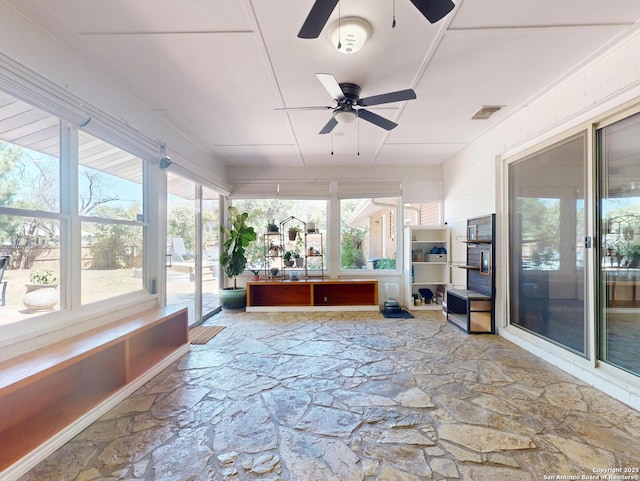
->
4, 0, 640, 170
397, 25, 628, 143
76, 34, 295, 147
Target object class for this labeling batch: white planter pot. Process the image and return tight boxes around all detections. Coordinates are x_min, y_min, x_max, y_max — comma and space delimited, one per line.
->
23, 283, 59, 311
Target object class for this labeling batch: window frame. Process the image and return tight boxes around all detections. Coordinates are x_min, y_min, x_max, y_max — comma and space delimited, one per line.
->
228, 197, 329, 276
338, 196, 403, 276
505, 131, 589, 356
0, 102, 155, 333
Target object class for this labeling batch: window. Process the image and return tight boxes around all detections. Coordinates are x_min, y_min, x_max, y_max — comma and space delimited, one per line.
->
340, 197, 399, 270
78, 132, 146, 304
403, 202, 441, 226
78, 132, 143, 219
0, 88, 154, 325
0, 94, 62, 324
230, 199, 327, 272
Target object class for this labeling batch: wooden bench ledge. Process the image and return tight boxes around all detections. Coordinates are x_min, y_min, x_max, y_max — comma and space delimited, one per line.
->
0, 306, 187, 392
0, 306, 189, 477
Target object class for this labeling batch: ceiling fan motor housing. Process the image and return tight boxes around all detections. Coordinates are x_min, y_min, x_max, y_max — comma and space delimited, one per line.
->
338, 82, 362, 103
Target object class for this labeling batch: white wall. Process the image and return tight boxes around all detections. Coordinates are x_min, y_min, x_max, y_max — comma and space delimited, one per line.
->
444, 27, 640, 305
0, 2, 228, 189
442, 28, 640, 409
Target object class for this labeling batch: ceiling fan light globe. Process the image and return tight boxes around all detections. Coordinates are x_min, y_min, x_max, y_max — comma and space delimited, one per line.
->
329, 17, 371, 54
333, 109, 357, 124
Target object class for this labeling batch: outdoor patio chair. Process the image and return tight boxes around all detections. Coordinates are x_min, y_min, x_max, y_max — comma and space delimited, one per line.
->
170, 238, 194, 262
0, 255, 10, 307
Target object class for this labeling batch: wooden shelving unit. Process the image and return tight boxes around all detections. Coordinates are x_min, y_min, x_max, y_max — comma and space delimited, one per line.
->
447, 214, 495, 333
403, 226, 450, 311
0, 307, 188, 477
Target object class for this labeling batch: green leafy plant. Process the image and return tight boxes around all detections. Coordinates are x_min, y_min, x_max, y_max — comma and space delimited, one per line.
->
267, 220, 278, 232
374, 257, 397, 269
220, 206, 257, 289
30, 269, 58, 285
283, 250, 293, 261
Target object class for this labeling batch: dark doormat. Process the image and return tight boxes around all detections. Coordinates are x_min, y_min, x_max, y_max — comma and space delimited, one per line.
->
380, 309, 414, 319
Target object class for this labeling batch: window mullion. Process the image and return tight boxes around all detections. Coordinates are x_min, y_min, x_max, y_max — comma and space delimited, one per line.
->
61, 122, 80, 310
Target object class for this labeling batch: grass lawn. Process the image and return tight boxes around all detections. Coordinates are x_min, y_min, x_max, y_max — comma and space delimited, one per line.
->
1, 267, 219, 326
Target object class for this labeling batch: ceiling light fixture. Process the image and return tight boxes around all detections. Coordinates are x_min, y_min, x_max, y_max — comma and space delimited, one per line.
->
329, 17, 371, 54
333, 106, 357, 124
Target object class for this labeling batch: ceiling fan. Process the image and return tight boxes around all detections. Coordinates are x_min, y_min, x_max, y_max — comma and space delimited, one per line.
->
277, 73, 416, 134
298, 0, 455, 39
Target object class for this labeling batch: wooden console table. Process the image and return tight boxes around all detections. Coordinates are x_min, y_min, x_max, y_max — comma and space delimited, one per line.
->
246, 279, 379, 312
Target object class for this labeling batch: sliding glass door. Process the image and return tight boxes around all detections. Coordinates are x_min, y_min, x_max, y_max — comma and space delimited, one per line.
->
597, 112, 640, 376
166, 173, 220, 325
202, 186, 220, 318
508, 133, 588, 355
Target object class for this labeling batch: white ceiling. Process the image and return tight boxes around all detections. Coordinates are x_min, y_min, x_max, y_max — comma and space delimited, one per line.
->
5, 0, 640, 170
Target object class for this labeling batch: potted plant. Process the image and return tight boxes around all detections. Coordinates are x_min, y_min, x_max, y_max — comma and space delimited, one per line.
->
288, 226, 300, 241
267, 220, 279, 233
219, 206, 257, 310
268, 243, 282, 257
250, 269, 260, 281
23, 269, 59, 311
294, 250, 304, 267
283, 250, 294, 267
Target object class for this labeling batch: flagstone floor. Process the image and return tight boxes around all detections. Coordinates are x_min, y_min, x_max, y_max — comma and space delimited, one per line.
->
20, 311, 640, 481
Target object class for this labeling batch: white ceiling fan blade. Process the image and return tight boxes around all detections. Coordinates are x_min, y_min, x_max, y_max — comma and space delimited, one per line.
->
275, 106, 333, 111
316, 73, 345, 101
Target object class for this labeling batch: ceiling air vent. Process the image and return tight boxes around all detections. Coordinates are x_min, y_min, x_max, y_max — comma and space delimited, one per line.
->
472, 105, 503, 120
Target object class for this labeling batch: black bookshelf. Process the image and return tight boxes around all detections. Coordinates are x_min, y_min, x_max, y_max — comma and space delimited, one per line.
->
447, 214, 496, 333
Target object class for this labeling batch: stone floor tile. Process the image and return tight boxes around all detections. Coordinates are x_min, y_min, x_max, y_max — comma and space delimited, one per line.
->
437, 423, 536, 453
17, 311, 640, 481
459, 464, 534, 481
430, 457, 460, 478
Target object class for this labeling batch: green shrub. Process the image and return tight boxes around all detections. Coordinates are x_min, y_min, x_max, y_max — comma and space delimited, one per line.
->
30, 270, 58, 285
